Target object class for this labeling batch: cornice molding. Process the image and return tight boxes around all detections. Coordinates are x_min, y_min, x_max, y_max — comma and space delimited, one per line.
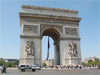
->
22, 5, 78, 13
65, 57, 82, 60
60, 37, 81, 40
20, 35, 41, 39
19, 13, 81, 22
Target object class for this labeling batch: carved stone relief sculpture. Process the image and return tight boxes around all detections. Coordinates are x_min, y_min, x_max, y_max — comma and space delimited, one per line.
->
68, 42, 78, 57
23, 25, 38, 33
25, 41, 35, 57
65, 28, 77, 35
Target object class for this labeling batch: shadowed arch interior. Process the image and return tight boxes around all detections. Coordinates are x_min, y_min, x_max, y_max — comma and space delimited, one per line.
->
42, 28, 60, 42
42, 28, 61, 65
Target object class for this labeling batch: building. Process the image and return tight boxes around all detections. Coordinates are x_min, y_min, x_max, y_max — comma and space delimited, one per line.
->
0, 58, 19, 63
4, 59, 19, 63
19, 5, 82, 66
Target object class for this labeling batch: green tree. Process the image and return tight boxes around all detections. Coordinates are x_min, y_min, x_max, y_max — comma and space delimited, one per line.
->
0, 59, 6, 66
42, 63, 47, 67
0, 59, 19, 67
83, 59, 100, 66
13, 61, 19, 66
88, 60, 93, 65
7, 62, 15, 67
88, 60, 93, 63
94, 60, 100, 65
82, 62, 88, 66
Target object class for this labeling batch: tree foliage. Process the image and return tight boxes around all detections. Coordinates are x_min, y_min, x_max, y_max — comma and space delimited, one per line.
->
0, 59, 6, 66
0, 59, 19, 67
82, 60, 100, 66
42, 63, 47, 67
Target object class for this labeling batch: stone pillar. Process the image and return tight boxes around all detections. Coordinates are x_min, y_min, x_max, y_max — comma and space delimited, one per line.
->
19, 37, 41, 66
56, 43, 60, 65
59, 39, 82, 65
59, 40, 65, 65
19, 24, 41, 66
54, 42, 60, 65
19, 37, 35, 66
34, 38, 41, 66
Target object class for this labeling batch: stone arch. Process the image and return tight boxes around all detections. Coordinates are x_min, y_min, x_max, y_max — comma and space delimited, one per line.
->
40, 25, 63, 38
42, 28, 61, 42
19, 5, 82, 66
42, 28, 61, 65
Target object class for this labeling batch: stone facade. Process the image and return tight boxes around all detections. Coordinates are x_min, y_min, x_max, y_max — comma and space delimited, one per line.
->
19, 5, 82, 66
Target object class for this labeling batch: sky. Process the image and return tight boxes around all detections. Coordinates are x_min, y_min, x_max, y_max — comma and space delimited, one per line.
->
0, 0, 100, 61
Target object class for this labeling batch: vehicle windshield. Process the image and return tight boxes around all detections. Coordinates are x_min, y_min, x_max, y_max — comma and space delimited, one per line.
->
32, 65, 36, 67
20, 65, 25, 67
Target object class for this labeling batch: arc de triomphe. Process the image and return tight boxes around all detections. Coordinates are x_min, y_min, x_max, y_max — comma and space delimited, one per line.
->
19, 5, 82, 66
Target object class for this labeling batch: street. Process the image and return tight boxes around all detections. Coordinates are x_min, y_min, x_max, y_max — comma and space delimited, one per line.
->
0, 69, 100, 75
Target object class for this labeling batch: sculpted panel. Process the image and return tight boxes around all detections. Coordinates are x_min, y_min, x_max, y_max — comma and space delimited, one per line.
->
65, 28, 77, 35
23, 25, 38, 34
25, 41, 35, 57
68, 42, 78, 57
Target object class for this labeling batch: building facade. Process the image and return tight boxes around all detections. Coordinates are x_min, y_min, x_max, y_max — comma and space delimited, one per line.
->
19, 5, 82, 66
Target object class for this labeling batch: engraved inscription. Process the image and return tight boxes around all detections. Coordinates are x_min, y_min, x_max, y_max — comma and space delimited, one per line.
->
23, 25, 38, 33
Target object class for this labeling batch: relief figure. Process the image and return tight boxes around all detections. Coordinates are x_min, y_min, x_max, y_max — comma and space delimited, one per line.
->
68, 42, 78, 57
25, 41, 35, 57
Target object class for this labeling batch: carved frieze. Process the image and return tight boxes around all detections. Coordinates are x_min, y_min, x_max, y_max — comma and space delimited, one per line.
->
23, 25, 38, 34
21, 17, 79, 25
65, 28, 77, 35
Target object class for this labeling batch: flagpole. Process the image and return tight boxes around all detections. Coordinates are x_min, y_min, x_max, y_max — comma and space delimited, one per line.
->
46, 36, 50, 61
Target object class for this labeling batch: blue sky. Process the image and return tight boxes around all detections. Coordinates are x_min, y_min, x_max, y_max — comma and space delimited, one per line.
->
0, 0, 100, 61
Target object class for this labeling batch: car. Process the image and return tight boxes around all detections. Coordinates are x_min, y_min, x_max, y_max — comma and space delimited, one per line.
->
36, 66, 41, 70
0, 66, 3, 70
19, 65, 36, 72
32, 65, 41, 70
19, 65, 25, 69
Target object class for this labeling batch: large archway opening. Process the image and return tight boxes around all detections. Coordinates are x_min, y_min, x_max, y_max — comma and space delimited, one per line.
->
42, 28, 61, 65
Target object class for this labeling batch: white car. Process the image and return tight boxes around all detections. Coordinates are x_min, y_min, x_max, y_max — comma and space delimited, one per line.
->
19, 65, 36, 72
32, 65, 41, 70
0, 66, 3, 70
36, 66, 41, 70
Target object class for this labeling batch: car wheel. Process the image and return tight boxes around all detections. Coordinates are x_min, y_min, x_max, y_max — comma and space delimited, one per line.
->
23, 69, 25, 72
32, 69, 35, 72
21, 69, 25, 72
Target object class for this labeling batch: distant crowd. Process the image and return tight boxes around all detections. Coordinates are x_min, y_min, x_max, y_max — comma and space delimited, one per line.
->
42, 65, 100, 69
